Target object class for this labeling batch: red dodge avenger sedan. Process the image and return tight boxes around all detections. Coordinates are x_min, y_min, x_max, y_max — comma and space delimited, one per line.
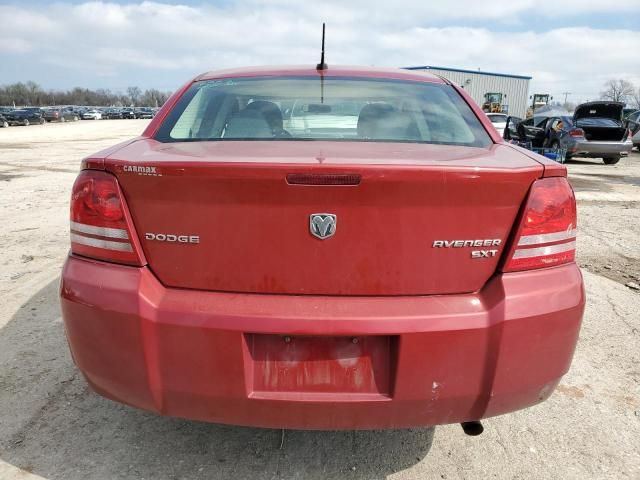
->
60, 65, 585, 433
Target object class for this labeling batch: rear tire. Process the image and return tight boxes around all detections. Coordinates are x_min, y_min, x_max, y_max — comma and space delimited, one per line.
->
603, 157, 620, 165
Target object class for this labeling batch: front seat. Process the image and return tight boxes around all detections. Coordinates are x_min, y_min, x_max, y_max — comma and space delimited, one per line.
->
375, 111, 420, 141
244, 101, 290, 137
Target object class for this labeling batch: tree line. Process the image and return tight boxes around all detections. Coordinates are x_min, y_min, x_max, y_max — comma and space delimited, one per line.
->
3, 78, 638, 111
0, 82, 172, 107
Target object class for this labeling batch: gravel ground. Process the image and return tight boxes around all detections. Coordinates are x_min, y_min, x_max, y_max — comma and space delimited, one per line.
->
0, 121, 638, 480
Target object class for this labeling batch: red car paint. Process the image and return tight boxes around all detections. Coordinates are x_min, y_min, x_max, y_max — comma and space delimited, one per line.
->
107, 140, 542, 296
60, 65, 585, 430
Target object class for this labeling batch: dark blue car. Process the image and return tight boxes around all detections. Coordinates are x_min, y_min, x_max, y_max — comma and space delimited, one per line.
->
5, 108, 45, 126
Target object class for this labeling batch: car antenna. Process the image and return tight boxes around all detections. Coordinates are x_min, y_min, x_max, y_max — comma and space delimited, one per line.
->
317, 23, 327, 104
316, 23, 328, 71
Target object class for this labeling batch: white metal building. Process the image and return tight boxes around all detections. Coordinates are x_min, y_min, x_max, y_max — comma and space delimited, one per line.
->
405, 65, 532, 118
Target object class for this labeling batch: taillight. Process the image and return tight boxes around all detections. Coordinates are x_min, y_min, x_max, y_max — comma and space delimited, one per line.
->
568, 128, 585, 137
69, 170, 143, 265
503, 177, 577, 272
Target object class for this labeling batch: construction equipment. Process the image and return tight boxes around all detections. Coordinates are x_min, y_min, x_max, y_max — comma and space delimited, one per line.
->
527, 94, 553, 117
482, 92, 507, 113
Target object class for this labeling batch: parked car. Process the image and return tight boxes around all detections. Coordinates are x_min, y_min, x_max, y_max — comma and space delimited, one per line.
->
62, 107, 84, 119
61, 65, 585, 432
0, 113, 8, 128
104, 108, 124, 119
624, 110, 640, 135
44, 108, 80, 122
81, 109, 102, 120
4, 108, 45, 126
135, 107, 154, 119
632, 128, 640, 149
22, 107, 46, 115
504, 102, 633, 165
486, 113, 508, 137
121, 108, 136, 119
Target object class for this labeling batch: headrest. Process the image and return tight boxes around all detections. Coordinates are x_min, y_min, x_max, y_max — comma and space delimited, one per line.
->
245, 100, 283, 131
358, 103, 419, 140
357, 103, 395, 138
224, 109, 272, 138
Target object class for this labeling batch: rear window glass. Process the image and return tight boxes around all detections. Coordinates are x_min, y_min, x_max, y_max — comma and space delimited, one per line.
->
155, 77, 492, 147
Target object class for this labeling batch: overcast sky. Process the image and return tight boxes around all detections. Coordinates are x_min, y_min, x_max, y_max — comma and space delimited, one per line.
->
1, 0, 638, 103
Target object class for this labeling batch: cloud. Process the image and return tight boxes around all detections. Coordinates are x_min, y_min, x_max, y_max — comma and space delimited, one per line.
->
0, 38, 32, 54
0, 0, 638, 102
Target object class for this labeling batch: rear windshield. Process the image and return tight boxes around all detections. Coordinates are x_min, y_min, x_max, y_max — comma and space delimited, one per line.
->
155, 77, 492, 147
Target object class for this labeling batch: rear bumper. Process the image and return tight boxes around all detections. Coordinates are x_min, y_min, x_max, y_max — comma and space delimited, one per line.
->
60, 255, 585, 430
567, 138, 633, 157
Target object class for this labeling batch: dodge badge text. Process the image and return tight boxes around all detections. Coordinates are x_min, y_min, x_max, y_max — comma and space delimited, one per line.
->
145, 233, 200, 243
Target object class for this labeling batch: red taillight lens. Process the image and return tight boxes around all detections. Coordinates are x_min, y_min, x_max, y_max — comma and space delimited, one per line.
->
70, 170, 143, 265
569, 128, 585, 137
503, 177, 577, 272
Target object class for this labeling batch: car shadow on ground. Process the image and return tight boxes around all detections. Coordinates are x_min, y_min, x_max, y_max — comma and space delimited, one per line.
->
564, 158, 606, 166
0, 278, 434, 480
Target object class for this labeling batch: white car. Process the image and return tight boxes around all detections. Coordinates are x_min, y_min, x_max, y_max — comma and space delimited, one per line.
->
82, 109, 102, 120
486, 113, 508, 138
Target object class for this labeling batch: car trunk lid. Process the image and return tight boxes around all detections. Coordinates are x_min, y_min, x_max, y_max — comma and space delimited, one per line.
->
574, 102, 624, 122
106, 139, 543, 296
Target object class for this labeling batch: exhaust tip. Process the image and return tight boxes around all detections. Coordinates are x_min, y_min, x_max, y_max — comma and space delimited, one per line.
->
461, 421, 484, 436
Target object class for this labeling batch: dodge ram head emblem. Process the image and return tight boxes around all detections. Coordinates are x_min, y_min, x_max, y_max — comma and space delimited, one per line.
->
310, 213, 337, 239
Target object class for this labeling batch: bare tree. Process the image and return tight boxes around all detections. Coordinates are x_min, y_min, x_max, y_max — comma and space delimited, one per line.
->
140, 88, 170, 108
126, 86, 142, 106
600, 79, 634, 103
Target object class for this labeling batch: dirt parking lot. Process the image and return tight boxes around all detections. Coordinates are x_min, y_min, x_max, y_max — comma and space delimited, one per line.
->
0, 121, 639, 480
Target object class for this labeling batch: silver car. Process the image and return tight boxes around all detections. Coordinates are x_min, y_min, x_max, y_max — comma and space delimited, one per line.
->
505, 102, 633, 165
